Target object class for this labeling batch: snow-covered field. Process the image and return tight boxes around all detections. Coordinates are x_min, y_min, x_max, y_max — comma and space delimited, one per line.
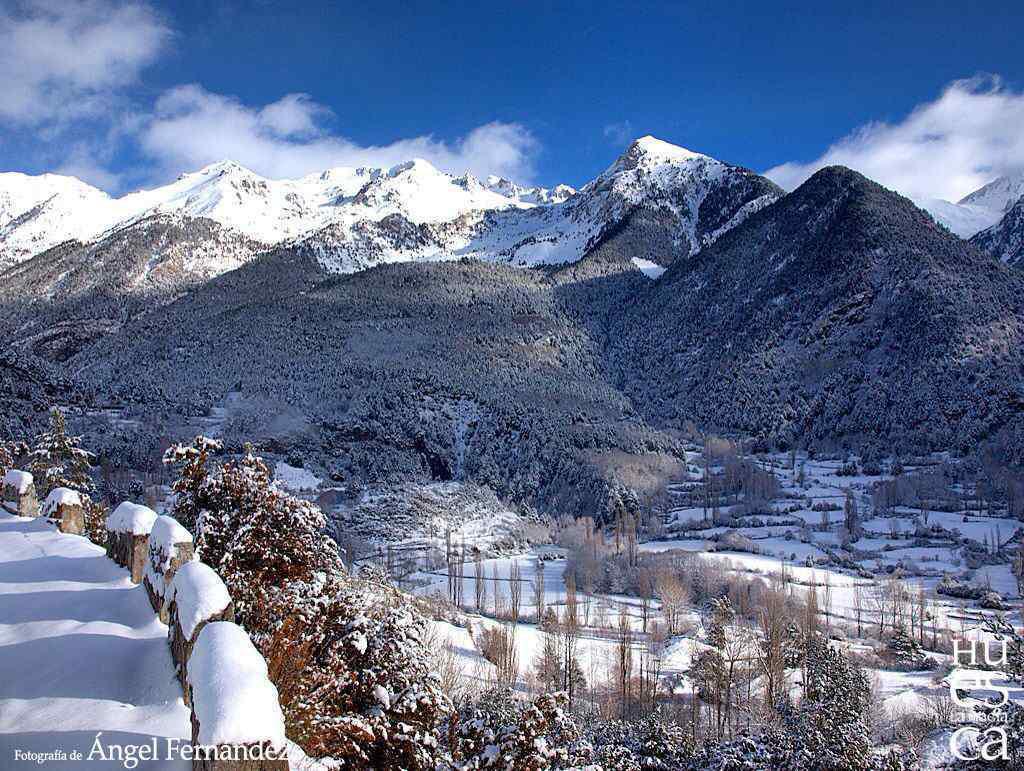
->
394, 448, 1020, 741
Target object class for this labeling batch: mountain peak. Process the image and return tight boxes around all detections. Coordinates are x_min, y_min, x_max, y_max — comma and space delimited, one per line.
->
387, 158, 442, 178
629, 135, 705, 161
958, 173, 1024, 212
793, 165, 880, 198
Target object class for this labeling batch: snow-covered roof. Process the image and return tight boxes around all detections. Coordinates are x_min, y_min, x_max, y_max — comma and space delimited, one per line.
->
169, 560, 231, 640
188, 621, 286, 749
150, 515, 193, 551
42, 487, 82, 515
105, 501, 157, 535
3, 469, 32, 494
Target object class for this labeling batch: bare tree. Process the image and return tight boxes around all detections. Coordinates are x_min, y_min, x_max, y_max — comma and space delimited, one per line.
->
615, 607, 634, 717
509, 560, 522, 622
474, 551, 486, 613
757, 579, 789, 709
656, 568, 689, 635
532, 560, 546, 620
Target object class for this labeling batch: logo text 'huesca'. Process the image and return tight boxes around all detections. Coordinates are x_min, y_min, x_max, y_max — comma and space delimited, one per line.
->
948, 638, 1018, 762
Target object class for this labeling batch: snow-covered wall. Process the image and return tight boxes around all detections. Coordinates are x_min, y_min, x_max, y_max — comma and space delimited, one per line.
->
105, 501, 158, 582
41, 486, 84, 535
97, 500, 286, 768
188, 622, 287, 754
1, 469, 39, 517
168, 561, 233, 643
144, 514, 195, 619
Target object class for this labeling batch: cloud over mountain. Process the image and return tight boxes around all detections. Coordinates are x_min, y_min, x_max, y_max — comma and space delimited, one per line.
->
766, 76, 1024, 203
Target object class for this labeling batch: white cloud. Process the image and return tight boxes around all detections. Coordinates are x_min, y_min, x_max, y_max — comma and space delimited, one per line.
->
0, 3, 540, 189
603, 120, 635, 147
0, 0, 170, 125
766, 76, 1024, 202
138, 85, 540, 183
257, 93, 329, 139
53, 145, 122, 191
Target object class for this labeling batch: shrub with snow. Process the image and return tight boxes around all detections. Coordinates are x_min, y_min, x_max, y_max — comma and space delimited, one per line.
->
936, 574, 984, 600
443, 688, 582, 769
979, 590, 1010, 610
265, 570, 452, 768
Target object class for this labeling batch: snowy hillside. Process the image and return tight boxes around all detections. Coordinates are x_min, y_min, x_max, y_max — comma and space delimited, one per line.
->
916, 173, 1024, 237
0, 136, 778, 276
971, 196, 1024, 266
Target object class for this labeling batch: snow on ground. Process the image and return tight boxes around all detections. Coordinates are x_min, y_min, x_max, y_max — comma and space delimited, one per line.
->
0, 511, 190, 768
274, 461, 322, 493
630, 258, 667, 279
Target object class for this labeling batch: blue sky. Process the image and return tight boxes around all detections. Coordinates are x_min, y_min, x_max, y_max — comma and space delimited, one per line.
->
2, 0, 1024, 201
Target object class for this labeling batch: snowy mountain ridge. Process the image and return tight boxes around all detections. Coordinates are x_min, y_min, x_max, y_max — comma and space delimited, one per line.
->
0, 136, 779, 275
916, 172, 1024, 237
0, 157, 572, 269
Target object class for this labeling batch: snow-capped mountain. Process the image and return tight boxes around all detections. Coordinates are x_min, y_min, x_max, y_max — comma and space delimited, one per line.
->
0, 136, 779, 276
971, 197, 1024, 267
958, 174, 1024, 213
0, 172, 117, 266
917, 173, 1024, 238
0, 159, 563, 269
297, 135, 782, 272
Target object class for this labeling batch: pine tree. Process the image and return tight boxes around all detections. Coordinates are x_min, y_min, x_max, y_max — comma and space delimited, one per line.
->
162, 435, 222, 533
29, 409, 105, 543
886, 624, 929, 670
0, 442, 12, 480
29, 409, 94, 495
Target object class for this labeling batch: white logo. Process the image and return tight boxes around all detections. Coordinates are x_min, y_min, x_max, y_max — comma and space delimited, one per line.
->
948, 638, 1017, 762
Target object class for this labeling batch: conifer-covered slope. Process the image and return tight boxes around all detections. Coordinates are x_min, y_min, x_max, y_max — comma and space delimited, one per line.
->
610, 166, 1024, 457
68, 253, 681, 517
6, 163, 1024, 516
0, 215, 264, 361
971, 197, 1024, 267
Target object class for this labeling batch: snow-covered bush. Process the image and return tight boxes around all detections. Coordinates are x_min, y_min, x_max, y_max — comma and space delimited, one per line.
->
936, 574, 984, 600
712, 529, 759, 554
882, 626, 934, 671
979, 590, 1010, 610
266, 569, 451, 768
585, 714, 695, 770
443, 688, 582, 769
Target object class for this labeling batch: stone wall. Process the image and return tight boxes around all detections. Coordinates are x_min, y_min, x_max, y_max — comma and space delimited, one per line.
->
42, 487, 84, 535
2, 469, 39, 517
144, 514, 196, 621
103, 504, 287, 770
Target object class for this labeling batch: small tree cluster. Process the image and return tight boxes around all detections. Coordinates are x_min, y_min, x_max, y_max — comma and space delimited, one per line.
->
443, 688, 583, 769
